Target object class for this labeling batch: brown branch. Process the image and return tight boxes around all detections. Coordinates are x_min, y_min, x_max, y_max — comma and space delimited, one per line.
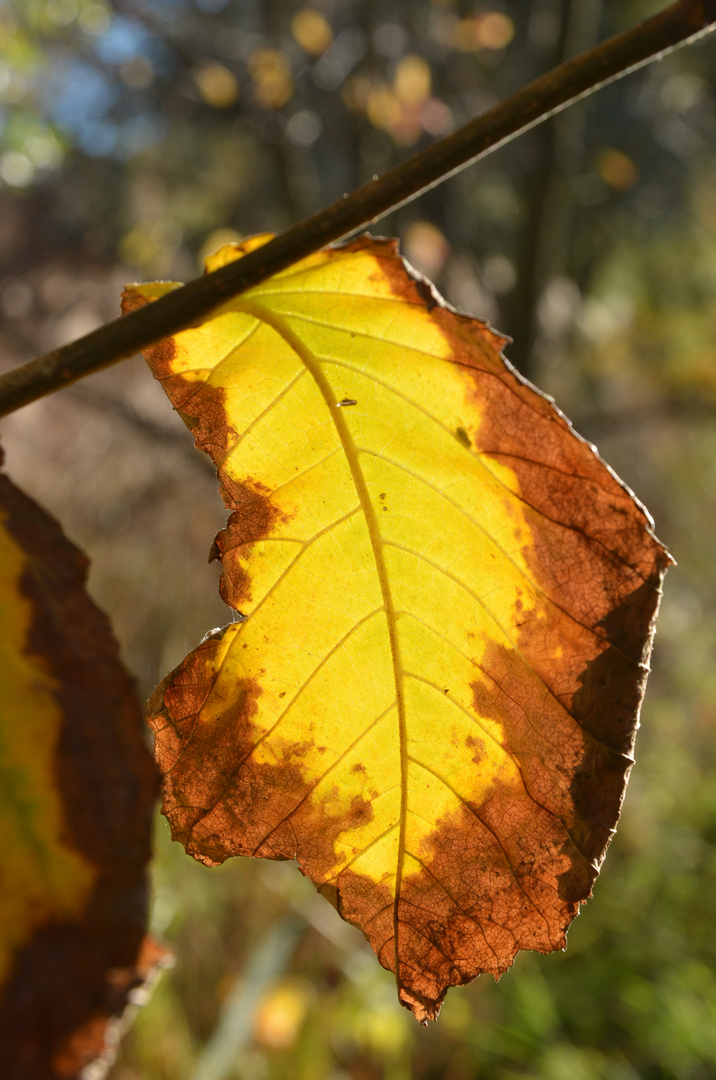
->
0, 0, 714, 417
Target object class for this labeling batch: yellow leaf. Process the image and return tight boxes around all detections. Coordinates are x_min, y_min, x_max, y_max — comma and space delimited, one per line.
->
125, 235, 671, 1022
0, 447, 163, 1075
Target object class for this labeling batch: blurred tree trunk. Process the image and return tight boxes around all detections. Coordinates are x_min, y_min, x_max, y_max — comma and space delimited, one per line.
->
502, 0, 603, 381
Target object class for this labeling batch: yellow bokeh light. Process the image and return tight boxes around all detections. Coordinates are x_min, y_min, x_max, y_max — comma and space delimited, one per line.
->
194, 62, 239, 109
291, 8, 333, 56
595, 147, 639, 191
248, 48, 294, 109
475, 12, 515, 49
393, 54, 431, 106
454, 12, 515, 52
254, 978, 312, 1049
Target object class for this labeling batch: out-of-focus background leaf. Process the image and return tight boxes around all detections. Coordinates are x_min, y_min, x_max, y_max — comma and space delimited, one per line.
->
0, 0, 714, 1076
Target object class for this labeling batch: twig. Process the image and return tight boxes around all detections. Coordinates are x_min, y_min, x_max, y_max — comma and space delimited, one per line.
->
0, 0, 714, 417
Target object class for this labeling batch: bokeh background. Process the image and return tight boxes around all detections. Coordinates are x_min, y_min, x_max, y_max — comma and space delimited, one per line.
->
1, 0, 716, 1077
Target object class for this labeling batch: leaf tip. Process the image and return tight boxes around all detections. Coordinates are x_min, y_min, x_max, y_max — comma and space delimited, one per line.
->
399, 986, 445, 1025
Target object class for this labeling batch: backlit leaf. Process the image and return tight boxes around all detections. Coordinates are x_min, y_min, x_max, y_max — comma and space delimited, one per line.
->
0, 447, 162, 1077
126, 236, 671, 1022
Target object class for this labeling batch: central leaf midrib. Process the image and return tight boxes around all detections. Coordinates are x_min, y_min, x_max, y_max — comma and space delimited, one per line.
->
235, 298, 409, 984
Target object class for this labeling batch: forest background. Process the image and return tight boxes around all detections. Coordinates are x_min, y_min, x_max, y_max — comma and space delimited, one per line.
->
1, 0, 715, 1077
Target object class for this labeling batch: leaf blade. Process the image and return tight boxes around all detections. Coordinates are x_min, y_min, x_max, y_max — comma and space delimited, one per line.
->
0, 448, 162, 1076
130, 235, 671, 1021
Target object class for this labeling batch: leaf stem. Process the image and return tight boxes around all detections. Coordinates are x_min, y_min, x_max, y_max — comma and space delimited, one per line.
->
0, 0, 714, 418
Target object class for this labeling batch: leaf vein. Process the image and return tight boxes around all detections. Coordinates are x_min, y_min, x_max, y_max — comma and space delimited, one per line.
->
359, 447, 617, 649
407, 757, 560, 930
318, 356, 648, 586
327, 822, 400, 881
236, 297, 411, 989
215, 366, 309, 473
251, 700, 398, 857
398, 852, 504, 969
184, 608, 389, 835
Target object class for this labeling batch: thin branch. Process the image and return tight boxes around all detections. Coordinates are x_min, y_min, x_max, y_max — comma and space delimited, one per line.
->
0, 0, 714, 417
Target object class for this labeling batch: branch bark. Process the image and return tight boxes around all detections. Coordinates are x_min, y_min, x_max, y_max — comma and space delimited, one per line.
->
0, 0, 714, 417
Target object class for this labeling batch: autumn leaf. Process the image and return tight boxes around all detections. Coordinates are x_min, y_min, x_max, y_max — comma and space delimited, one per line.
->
126, 235, 671, 1022
0, 446, 162, 1078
